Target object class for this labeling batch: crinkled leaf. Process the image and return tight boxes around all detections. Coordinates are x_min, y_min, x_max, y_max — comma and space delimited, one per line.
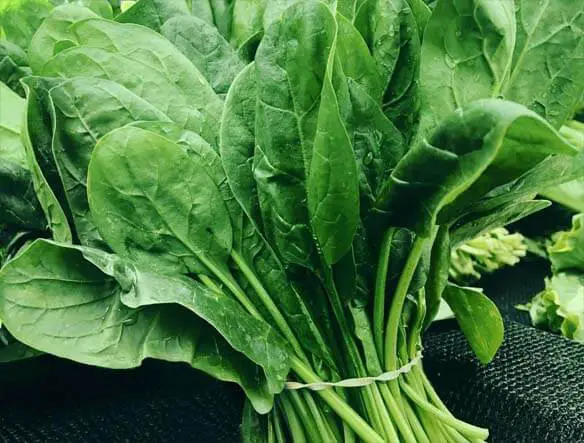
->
548, 214, 584, 273
422, 0, 584, 130
161, 15, 246, 94
0, 41, 31, 96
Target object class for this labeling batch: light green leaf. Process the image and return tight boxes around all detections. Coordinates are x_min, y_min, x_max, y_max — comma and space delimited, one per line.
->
28, 4, 98, 74
548, 214, 584, 273
422, 0, 584, 130
48, 76, 171, 246
116, 0, 188, 31
443, 283, 504, 364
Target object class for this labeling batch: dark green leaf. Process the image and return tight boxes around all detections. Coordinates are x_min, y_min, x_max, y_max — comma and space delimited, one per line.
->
424, 225, 449, 328
0, 41, 31, 96
21, 77, 72, 242
450, 200, 550, 246
377, 99, 577, 237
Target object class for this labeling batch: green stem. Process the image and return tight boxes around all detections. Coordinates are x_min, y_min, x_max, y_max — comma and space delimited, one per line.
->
197, 257, 262, 319
302, 392, 337, 442
373, 228, 395, 358
401, 381, 489, 440
268, 410, 276, 443
402, 396, 431, 443
291, 356, 384, 443
273, 405, 288, 443
378, 383, 417, 443
231, 250, 309, 363
384, 235, 428, 371
320, 266, 390, 439
280, 394, 307, 443
287, 391, 322, 443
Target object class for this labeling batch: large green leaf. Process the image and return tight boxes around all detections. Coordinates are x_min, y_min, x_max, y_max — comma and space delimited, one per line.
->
48, 76, 170, 246
41, 17, 223, 147
28, 4, 98, 74
97, 121, 336, 368
21, 77, 72, 242
355, 0, 421, 140
422, 0, 584, 130
0, 41, 31, 96
161, 15, 246, 94
0, 0, 54, 48
443, 283, 504, 364
0, 239, 280, 412
116, 0, 188, 31
88, 125, 232, 276
254, 1, 359, 267
221, 62, 262, 228
376, 99, 577, 237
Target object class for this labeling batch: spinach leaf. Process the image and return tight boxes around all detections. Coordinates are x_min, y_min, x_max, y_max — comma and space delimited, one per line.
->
254, 1, 359, 267
0, 82, 27, 168
422, 0, 584, 130
41, 18, 223, 147
49, 76, 170, 246
0, 239, 280, 412
0, 0, 54, 48
377, 99, 577, 237
355, 0, 421, 140
116, 0, 188, 31
161, 15, 246, 94
28, 4, 98, 74
91, 122, 335, 368
0, 41, 31, 96
443, 283, 504, 364
450, 200, 550, 247
88, 125, 232, 276
231, 0, 266, 49
221, 62, 262, 227
21, 77, 72, 242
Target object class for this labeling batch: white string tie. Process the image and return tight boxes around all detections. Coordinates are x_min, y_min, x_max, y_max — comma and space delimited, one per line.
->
285, 353, 422, 391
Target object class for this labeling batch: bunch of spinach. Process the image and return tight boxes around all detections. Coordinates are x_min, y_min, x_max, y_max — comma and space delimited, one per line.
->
0, 0, 583, 441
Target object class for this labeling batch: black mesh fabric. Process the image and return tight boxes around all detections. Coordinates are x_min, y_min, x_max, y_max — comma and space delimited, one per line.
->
1, 248, 583, 441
